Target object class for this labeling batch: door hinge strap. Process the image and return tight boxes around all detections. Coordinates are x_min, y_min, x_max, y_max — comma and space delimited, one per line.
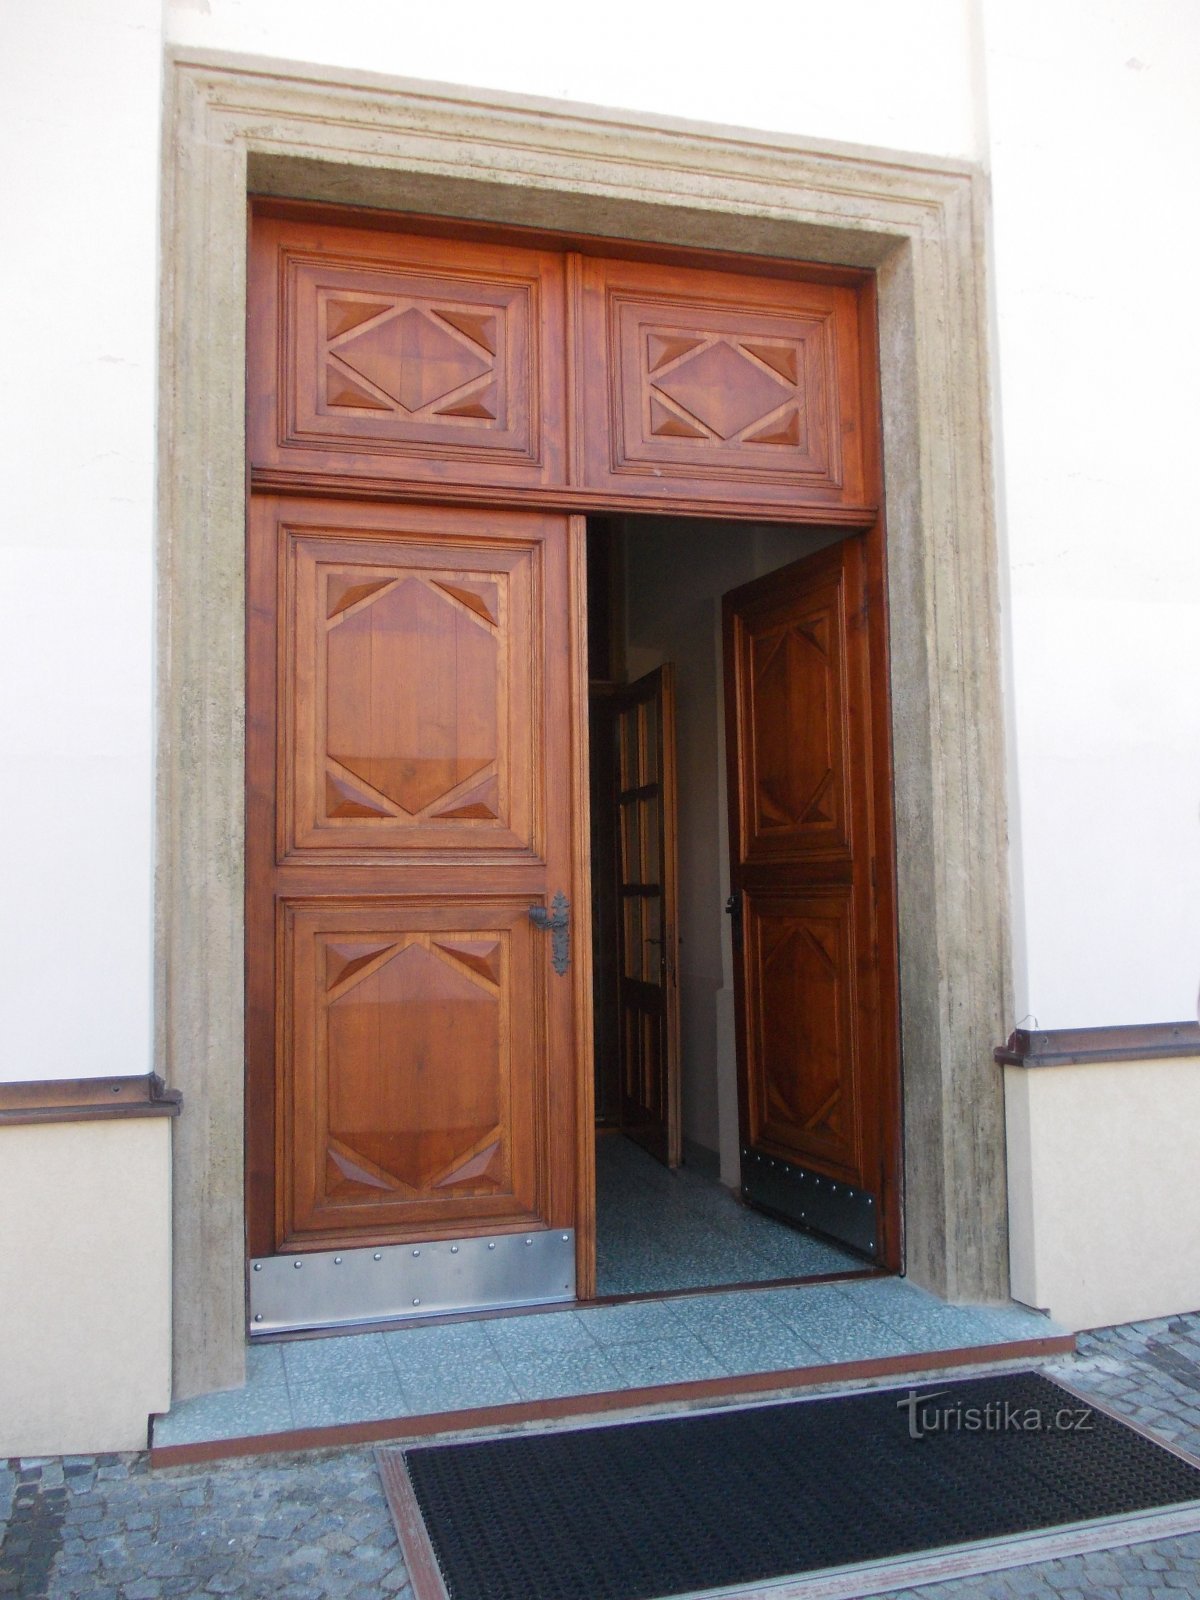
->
530, 891, 570, 976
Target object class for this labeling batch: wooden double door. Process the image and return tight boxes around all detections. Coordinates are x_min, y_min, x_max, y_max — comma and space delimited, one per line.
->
245, 203, 899, 1330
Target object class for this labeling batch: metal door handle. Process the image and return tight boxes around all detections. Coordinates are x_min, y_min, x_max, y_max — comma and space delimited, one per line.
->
529, 892, 570, 976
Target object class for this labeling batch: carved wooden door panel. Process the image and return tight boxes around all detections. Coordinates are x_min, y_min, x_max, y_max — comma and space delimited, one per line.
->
577, 256, 872, 516
723, 537, 899, 1264
246, 497, 582, 1329
614, 666, 681, 1167
248, 209, 567, 493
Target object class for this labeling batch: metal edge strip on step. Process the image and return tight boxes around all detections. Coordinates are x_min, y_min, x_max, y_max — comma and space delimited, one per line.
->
248, 1228, 576, 1333
152, 1341, 1078, 1465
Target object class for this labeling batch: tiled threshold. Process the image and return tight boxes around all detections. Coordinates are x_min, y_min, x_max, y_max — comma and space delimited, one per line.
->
594, 1136, 865, 1294
151, 1278, 1072, 1465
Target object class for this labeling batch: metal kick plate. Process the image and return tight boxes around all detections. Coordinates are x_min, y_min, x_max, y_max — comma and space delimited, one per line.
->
742, 1149, 878, 1257
249, 1229, 576, 1334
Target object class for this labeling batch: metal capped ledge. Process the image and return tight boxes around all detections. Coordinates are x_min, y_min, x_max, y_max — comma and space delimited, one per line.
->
248, 1229, 576, 1334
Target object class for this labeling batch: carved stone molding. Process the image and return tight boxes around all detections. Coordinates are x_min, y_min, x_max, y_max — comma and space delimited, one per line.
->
160, 51, 1007, 1396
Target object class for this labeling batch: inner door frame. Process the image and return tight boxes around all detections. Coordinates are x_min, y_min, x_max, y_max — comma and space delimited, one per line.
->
160, 53, 1011, 1399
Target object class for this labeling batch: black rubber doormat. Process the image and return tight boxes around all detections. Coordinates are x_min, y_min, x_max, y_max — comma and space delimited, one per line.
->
377, 1371, 1200, 1600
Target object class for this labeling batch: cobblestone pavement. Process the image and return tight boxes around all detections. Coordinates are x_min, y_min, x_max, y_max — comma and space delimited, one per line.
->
3, 1313, 1200, 1600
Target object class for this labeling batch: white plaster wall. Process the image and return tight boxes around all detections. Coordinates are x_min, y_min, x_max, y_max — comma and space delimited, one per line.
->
164, 0, 1200, 1034
164, 0, 983, 161
1005, 1059, 1200, 1331
0, 0, 163, 1081
981, 0, 1200, 1027
0, 1120, 173, 1454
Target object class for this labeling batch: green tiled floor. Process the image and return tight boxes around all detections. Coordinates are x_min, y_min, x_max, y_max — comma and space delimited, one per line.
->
153, 1278, 1063, 1447
595, 1135, 864, 1294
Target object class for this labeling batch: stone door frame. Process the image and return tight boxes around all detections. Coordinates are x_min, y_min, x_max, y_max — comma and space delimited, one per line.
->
159, 50, 1010, 1397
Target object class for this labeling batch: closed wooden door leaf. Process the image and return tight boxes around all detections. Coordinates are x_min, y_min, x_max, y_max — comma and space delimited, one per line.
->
246, 499, 578, 1258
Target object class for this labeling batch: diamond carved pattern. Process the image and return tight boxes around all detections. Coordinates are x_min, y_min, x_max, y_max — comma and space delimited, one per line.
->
433, 939, 502, 986
431, 580, 499, 626
325, 365, 390, 411
326, 299, 380, 338
323, 937, 505, 1201
652, 340, 792, 440
759, 917, 848, 1147
324, 770, 391, 819
325, 573, 500, 821
430, 774, 500, 821
752, 618, 840, 834
286, 528, 541, 858
262, 225, 566, 489
644, 331, 807, 449
325, 297, 500, 423
325, 940, 398, 992
585, 259, 864, 502
584, 260, 857, 501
